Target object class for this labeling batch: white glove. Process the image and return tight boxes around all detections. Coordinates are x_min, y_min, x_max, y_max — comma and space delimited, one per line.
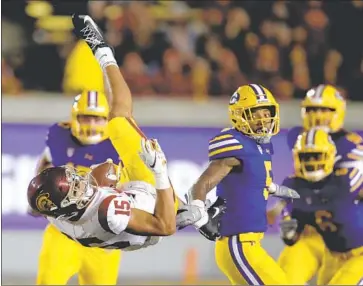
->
139, 138, 170, 189
176, 199, 209, 229
268, 182, 300, 199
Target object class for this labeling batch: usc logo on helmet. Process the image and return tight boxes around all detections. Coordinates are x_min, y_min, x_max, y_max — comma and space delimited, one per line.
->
36, 193, 57, 212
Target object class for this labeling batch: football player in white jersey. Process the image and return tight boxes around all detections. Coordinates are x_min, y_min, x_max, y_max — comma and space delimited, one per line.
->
27, 138, 176, 251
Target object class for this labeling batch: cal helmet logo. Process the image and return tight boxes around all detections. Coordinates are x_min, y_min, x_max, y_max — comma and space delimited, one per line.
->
229, 92, 240, 105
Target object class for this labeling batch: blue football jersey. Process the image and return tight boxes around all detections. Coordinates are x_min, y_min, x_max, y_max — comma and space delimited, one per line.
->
208, 128, 274, 236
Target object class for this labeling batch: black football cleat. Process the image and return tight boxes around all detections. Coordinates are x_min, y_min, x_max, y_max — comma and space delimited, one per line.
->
71, 13, 109, 53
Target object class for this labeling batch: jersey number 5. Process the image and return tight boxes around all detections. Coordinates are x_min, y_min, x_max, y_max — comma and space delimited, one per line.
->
114, 200, 131, 216
315, 210, 338, 232
264, 161, 273, 200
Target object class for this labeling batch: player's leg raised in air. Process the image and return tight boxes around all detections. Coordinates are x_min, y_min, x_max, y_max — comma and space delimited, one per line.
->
72, 13, 181, 212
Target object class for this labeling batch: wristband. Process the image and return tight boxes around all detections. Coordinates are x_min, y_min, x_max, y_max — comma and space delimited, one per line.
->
155, 173, 171, 190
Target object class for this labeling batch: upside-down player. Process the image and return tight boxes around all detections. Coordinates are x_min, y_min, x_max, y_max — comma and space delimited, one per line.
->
280, 128, 363, 285
276, 84, 363, 284
71, 13, 181, 213
28, 138, 177, 251
70, 14, 227, 242
176, 84, 300, 285
33, 91, 127, 285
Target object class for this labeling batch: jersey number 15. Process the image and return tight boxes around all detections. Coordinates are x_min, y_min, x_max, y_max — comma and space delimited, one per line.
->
114, 200, 131, 216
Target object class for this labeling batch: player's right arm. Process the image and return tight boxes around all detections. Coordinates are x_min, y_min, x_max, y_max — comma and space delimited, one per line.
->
191, 133, 242, 202
99, 192, 175, 237
99, 138, 176, 236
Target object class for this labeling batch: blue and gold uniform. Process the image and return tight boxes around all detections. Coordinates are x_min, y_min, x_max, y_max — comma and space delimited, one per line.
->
280, 128, 363, 284
212, 84, 289, 285
278, 84, 362, 284
282, 129, 363, 285
210, 128, 273, 235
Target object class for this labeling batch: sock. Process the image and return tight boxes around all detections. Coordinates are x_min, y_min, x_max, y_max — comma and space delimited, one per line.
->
95, 47, 118, 70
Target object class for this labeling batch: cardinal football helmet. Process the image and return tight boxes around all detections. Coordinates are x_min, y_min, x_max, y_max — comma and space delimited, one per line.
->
27, 166, 97, 219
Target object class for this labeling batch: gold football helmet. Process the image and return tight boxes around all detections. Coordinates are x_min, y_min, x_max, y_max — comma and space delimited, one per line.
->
293, 128, 336, 182
229, 84, 280, 140
71, 90, 109, 144
301, 84, 346, 132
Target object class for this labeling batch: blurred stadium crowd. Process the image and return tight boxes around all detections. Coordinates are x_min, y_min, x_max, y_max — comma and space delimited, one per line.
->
2, 0, 363, 100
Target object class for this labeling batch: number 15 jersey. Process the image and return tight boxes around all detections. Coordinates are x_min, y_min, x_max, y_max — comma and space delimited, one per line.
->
48, 181, 160, 251
208, 128, 274, 236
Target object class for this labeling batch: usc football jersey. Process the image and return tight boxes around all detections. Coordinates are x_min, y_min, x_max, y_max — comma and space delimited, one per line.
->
48, 181, 161, 251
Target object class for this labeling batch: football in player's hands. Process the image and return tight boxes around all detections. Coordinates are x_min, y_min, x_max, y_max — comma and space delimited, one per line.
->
90, 159, 118, 188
